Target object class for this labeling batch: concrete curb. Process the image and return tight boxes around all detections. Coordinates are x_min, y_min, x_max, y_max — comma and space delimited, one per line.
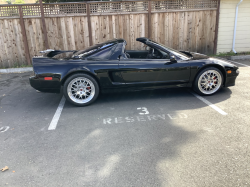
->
0, 67, 33, 74
231, 55, 250, 60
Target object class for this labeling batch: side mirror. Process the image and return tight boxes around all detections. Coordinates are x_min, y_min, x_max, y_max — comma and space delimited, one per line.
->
170, 55, 177, 63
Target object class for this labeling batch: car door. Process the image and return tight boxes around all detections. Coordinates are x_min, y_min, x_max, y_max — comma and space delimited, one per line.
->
118, 58, 190, 87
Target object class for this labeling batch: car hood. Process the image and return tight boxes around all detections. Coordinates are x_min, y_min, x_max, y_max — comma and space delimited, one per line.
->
181, 51, 238, 69
208, 57, 238, 69
190, 52, 209, 60
180, 51, 209, 60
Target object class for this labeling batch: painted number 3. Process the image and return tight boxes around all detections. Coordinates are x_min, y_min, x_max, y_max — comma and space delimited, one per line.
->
137, 107, 149, 115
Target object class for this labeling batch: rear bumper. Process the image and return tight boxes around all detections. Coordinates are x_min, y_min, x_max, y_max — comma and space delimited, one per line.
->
29, 76, 61, 93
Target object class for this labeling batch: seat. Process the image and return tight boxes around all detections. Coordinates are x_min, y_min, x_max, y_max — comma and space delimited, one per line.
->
125, 52, 130, 58
147, 48, 154, 59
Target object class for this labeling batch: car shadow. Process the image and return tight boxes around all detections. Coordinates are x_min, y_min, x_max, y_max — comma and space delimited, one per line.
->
80, 87, 232, 109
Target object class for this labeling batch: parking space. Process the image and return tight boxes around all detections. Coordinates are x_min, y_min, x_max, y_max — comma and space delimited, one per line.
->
1, 60, 250, 186
228, 59, 250, 67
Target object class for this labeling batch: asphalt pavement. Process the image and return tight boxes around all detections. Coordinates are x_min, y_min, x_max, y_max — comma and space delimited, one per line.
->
0, 60, 250, 187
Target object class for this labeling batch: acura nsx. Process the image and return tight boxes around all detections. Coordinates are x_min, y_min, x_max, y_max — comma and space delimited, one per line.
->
30, 38, 239, 106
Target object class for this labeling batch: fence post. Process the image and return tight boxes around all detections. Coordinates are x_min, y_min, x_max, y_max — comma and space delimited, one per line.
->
148, 0, 152, 39
86, 3, 93, 46
18, 5, 31, 65
39, 0, 49, 49
213, 0, 220, 55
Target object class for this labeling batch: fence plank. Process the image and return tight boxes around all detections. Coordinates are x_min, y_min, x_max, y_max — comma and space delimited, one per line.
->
130, 14, 135, 50
168, 13, 173, 48
82, 16, 90, 48
86, 3, 93, 46
0, 20, 8, 68
214, 0, 220, 54
194, 11, 200, 53
39, 0, 49, 49
60, 17, 68, 50
148, 0, 151, 39
13, 19, 25, 64
8, 20, 19, 65
18, 6, 31, 65
74, 17, 80, 50
5, 19, 13, 67
124, 14, 130, 49
173, 12, 178, 50
183, 12, 188, 51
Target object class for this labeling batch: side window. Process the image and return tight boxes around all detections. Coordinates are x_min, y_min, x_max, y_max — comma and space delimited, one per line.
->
158, 49, 170, 59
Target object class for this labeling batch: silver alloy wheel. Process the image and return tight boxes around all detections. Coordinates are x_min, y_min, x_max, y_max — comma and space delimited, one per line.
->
198, 70, 222, 94
67, 77, 95, 104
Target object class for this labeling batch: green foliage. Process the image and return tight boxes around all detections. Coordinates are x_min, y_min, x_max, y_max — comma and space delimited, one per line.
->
41, 0, 109, 3
210, 51, 250, 57
12, 63, 32, 68
36, 0, 114, 4
13, 0, 25, 4
5, 0, 12, 4
0, 63, 32, 69
42, 0, 86, 3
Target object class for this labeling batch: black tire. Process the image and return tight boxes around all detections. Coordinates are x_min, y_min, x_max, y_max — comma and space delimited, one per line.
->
63, 73, 99, 106
193, 67, 224, 96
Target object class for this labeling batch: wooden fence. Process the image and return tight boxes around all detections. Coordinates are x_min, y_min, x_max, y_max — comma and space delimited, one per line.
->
0, 0, 219, 68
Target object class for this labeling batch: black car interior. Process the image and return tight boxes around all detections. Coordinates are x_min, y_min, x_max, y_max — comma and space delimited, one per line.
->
123, 38, 170, 59
125, 48, 169, 59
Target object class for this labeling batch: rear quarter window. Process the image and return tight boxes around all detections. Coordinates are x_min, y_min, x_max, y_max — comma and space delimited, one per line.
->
73, 43, 116, 59
87, 45, 116, 59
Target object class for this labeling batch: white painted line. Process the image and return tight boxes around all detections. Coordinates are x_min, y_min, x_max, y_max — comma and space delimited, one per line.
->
48, 96, 66, 130
190, 92, 227, 115
231, 61, 250, 67
0, 126, 10, 133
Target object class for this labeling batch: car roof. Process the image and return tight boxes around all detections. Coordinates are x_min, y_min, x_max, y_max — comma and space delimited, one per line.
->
136, 37, 151, 43
99, 38, 126, 45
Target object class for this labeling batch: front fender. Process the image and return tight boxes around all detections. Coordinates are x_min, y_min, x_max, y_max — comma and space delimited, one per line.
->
189, 59, 228, 86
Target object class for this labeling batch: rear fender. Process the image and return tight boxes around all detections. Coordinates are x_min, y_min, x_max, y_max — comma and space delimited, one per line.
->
61, 69, 100, 88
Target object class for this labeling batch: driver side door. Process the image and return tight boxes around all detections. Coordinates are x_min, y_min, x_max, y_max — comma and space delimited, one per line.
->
118, 58, 190, 88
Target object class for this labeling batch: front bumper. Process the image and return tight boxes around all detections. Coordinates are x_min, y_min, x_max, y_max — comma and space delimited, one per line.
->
224, 69, 239, 87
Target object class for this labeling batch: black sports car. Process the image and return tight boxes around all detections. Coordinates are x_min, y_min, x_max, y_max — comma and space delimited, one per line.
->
30, 37, 239, 106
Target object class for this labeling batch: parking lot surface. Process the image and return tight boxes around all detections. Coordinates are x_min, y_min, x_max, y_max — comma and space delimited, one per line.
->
0, 60, 250, 187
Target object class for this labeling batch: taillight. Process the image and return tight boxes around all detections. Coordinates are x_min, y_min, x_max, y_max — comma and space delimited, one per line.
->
44, 77, 52, 80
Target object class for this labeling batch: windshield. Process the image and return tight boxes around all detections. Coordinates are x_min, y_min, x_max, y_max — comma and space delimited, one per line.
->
147, 40, 190, 60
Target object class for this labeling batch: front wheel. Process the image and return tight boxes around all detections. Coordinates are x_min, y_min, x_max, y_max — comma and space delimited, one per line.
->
193, 67, 223, 96
63, 73, 99, 106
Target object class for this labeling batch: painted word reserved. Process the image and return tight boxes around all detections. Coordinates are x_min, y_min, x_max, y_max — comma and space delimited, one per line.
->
103, 113, 187, 124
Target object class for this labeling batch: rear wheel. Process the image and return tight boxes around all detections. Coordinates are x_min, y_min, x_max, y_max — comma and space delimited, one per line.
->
193, 67, 223, 96
63, 73, 99, 106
